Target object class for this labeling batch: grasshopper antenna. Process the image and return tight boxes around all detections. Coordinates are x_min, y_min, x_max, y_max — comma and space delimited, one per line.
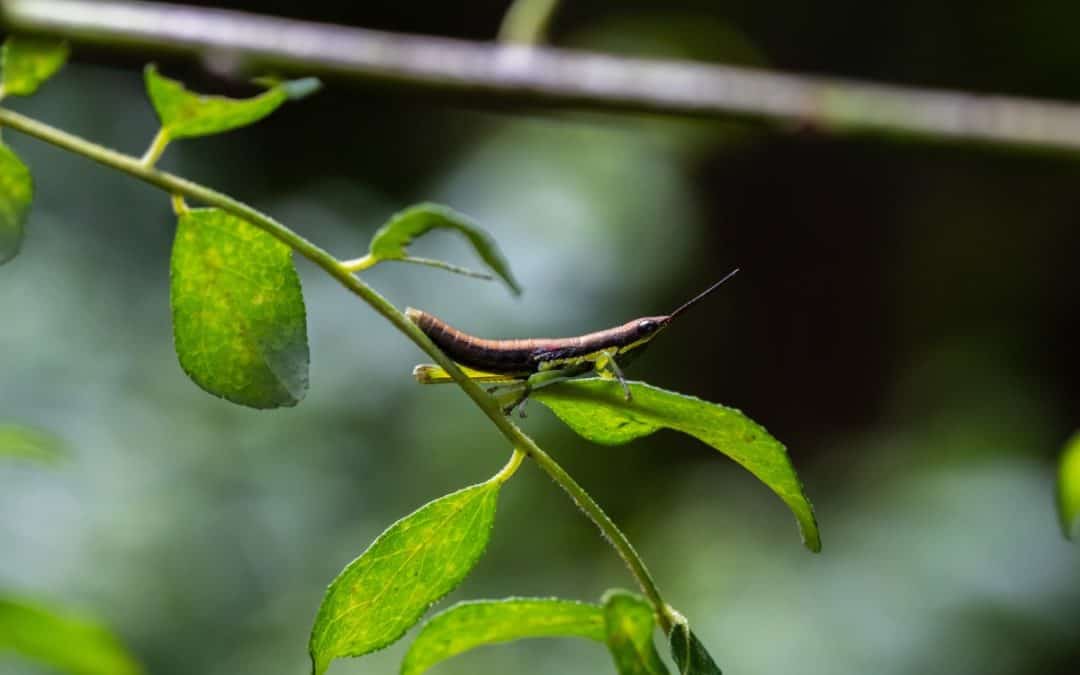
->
669, 268, 740, 319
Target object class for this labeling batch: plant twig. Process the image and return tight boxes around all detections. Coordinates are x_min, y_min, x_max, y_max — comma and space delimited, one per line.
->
0, 105, 676, 633
7, 0, 1080, 153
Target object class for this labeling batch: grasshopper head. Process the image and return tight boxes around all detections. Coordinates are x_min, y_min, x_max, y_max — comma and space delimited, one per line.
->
631, 315, 671, 342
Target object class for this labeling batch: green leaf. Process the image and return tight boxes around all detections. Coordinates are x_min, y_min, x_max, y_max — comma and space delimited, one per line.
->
402, 598, 605, 675
0, 595, 142, 675
1057, 431, 1080, 539
144, 64, 320, 140
603, 590, 670, 675
0, 424, 63, 463
368, 203, 521, 294
309, 479, 502, 675
0, 141, 31, 265
533, 379, 821, 552
0, 37, 68, 97
668, 622, 722, 675
170, 207, 309, 408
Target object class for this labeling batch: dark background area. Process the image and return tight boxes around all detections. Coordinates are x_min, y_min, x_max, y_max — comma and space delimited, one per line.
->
2, 2, 1079, 674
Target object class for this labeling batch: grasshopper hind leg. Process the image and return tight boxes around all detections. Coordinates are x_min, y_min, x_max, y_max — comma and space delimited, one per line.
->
494, 367, 582, 417
502, 387, 530, 417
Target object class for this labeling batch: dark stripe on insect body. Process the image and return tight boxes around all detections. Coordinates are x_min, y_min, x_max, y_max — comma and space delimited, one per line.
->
405, 307, 668, 375
405, 270, 739, 382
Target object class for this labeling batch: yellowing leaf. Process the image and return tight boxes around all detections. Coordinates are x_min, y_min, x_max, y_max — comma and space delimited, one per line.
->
308, 480, 502, 675
0, 141, 31, 265
0, 37, 68, 97
144, 65, 319, 140
534, 379, 820, 552
603, 590, 670, 675
170, 208, 309, 408
402, 598, 605, 675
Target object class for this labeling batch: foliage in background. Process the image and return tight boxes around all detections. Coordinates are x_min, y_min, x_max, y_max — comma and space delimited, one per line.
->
0, 423, 63, 463
1058, 432, 1080, 539
0, 596, 142, 675
1, 426, 140, 673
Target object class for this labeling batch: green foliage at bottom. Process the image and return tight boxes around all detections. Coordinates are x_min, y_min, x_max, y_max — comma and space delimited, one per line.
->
402, 598, 605, 675
0, 595, 142, 675
603, 590, 670, 675
308, 479, 502, 675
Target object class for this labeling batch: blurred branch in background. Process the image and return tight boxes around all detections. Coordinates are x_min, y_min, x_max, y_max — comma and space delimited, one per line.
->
6, 0, 1080, 153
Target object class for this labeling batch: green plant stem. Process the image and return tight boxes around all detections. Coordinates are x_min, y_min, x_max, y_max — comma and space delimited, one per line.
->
339, 254, 376, 273
139, 128, 169, 167
0, 105, 676, 633
340, 254, 492, 281
497, 0, 561, 45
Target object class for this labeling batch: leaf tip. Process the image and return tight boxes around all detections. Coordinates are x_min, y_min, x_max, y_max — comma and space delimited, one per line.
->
283, 77, 322, 100
142, 62, 162, 87
800, 514, 822, 553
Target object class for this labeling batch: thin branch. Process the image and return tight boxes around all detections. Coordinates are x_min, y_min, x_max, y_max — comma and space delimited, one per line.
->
0, 105, 676, 633
6, 0, 1080, 153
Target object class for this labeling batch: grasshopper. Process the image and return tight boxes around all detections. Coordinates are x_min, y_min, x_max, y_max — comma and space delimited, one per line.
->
408, 269, 739, 415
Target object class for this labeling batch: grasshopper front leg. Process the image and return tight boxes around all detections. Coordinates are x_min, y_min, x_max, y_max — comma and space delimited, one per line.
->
594, 350, 632, 401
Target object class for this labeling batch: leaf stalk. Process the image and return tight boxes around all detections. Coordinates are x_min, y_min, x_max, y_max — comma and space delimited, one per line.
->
139, 128, 169, 167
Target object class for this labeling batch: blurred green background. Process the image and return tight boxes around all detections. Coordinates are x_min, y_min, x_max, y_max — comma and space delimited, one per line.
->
3, 1, 1080, 673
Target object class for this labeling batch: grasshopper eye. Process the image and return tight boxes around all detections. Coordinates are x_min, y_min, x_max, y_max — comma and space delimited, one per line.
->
638, 319, 658, 333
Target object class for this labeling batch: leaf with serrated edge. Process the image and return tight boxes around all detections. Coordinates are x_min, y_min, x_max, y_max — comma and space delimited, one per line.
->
0, 595, 143, 675
309, 480, 501, 675
0, 37, 68, 97
0, 424, 63, 463
402, 598, 604, 675
170, 208, 309, 408
369, 203, 521, 294
1057, 431, 1080, 539
0, 142, 31, 265
533, 379, 820, 552
144, 65, 320, 140
669, 622, 722, 675
603, 590, 670, 675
